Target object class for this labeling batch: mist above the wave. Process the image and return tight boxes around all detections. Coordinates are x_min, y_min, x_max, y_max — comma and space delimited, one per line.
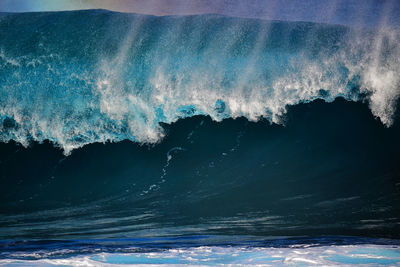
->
2, 0, 400, 29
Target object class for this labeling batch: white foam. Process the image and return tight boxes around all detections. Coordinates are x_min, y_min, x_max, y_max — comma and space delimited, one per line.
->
1, 244, 399, 266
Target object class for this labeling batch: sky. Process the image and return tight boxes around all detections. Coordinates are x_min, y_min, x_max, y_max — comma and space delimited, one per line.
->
0, 0, 399, 28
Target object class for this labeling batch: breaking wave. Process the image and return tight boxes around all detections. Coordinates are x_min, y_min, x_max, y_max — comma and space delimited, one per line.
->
0, 10, 399, 154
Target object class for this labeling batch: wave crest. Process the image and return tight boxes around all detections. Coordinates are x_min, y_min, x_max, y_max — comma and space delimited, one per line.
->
0, 11, 399, 154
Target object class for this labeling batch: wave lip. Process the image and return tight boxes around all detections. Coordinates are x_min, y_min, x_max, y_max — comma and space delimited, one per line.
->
0, 10, 399, 154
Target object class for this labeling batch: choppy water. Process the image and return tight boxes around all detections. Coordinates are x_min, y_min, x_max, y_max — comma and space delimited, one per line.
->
1, 237, 399, 266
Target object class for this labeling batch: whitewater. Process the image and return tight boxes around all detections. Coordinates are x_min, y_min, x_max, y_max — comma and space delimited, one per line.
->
1, 242, 400, 266
0, 10, 399, 155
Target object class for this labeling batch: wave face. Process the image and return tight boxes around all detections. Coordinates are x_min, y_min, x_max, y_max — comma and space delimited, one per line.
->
1, 98, 400, 240
0, 10, 399, 154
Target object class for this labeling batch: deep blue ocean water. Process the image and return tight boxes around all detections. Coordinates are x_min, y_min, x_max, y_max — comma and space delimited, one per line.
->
0, 9, 400, 266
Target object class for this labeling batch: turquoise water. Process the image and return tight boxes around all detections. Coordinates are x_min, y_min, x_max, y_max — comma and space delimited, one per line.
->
1, 239, 399, 266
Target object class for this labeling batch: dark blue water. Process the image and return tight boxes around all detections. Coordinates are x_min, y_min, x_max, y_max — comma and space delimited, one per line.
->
0, 9, 400, 265
1, 97, 400, 241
